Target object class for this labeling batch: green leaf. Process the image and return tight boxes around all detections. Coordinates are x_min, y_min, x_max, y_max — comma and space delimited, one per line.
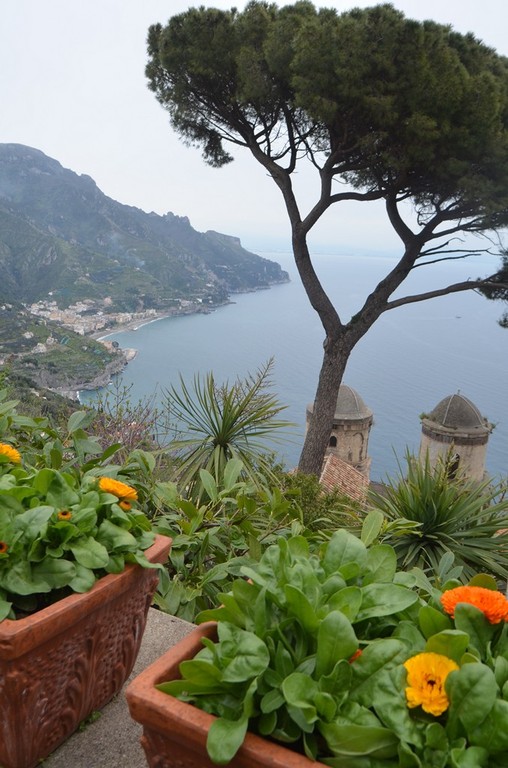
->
468, 574, 498, 591
425, 630, 470, 664
69, 537, 110, 569
67, 410, 96, 434
316, 610, 358, 677
281, 673, 318, 722
327, 586, 362, 622
32, 557, 76, 588
361, 509, 384, 547
218, 623, 270, 683
0, 596, 13, 621
319, 722, 399, 758
68, 563, 96, 593
363, 544, 397, 584
96, 519, 138, 551
284, 584, 319, 633
1, 561, 46, 594
453, 603, 496, 659
419, 605, 453, 639
467, 699, 508, 753
350, 639, 407, 707
447, 663, 497, 734
223, 458, 243, 490
322, 529, 367, 577
206, 715, 249, 765
449, 744, 489, 767
14, 505, 54, 540
356, 583, 418, 621
198, 468, 217, 502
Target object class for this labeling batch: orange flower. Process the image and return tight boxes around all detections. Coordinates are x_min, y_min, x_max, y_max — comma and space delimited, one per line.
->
57, 510, 72, 521
348, 649, 363, 664
441, 586, 508, 624
0, 541, 8, 555
404, 652, 459, 716
0, 442, 21, 464
98, 477, 138, 502
119, 500, 132, 511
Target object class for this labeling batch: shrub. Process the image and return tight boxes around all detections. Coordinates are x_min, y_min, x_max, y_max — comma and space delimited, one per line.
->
370, 452, 508, 582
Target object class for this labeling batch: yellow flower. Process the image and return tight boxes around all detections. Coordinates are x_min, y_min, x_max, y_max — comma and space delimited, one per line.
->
98, 477, 138, 502
0, 442, 21, 464
441, 586, 508, 624
404, 652, 459, 716
57, 509, 72, 521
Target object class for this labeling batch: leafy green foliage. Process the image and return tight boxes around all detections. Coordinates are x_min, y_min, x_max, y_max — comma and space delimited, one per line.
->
0, 391, 159, 620
159, 526, 420, 763
157, 524, 508, 766
162, 360, 293, 499
370, 453, 508, 582
275, 469, 364, 533
151, 457, 302, 622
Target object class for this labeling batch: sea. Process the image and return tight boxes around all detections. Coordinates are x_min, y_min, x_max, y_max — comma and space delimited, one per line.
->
81, 250, 508, 482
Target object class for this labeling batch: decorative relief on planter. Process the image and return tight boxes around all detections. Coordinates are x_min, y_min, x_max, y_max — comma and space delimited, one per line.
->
0, 534, 171, 768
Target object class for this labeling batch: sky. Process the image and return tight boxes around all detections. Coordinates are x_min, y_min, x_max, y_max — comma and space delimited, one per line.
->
2, 1, 508, 254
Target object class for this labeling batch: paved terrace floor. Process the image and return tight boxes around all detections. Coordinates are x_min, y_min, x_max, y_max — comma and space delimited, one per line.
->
44, 609, 194, 768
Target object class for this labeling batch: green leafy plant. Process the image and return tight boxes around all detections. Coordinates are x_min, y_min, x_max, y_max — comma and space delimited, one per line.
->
151, 457, 302, 621
159, 517, 422, 763
0, 392, 160, 621
370, 452, 508, 582
162, 359, 293, 499
156, 516, 508, 766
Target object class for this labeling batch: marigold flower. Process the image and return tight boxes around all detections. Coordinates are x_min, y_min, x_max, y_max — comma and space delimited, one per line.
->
0, 541, 9, 555
0, 442, 21, 464
119, 500, 132, 511
57, 509, 72, 521
404, 652, 458, 716
98, 477, 138, 502
348, 649, 363, 664
441, 586, 508, 624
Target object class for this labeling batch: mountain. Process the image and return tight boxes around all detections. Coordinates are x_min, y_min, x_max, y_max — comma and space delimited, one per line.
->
0, 144, 288, 312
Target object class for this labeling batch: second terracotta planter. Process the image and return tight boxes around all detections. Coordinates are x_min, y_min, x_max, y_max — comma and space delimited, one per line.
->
0, 534, 172, 768
126, 622, 326, 768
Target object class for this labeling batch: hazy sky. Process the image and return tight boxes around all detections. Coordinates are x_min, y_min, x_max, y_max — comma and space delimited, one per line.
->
2, 1, 508, 253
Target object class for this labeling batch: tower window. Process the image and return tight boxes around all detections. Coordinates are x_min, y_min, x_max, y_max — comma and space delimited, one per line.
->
329, 436, 337, 447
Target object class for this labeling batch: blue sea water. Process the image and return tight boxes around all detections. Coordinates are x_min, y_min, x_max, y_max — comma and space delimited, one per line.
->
83, 250, 508, 482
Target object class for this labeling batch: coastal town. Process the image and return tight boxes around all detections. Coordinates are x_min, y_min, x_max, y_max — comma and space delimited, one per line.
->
26, 296, 214, 337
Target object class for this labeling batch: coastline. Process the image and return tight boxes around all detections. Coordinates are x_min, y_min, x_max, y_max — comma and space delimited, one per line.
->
76, 278, 289, 400
93, 301, 234, 342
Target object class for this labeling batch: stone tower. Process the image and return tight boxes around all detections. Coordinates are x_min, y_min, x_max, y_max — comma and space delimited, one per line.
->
419, 392, 492, 481
306, 384, 373, 480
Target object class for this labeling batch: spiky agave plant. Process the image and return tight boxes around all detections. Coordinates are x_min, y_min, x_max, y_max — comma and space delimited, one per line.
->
162, 359, 294, 500
370, 451, 508, 582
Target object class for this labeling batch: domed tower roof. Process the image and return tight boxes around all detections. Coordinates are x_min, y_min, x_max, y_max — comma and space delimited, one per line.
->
334, 385, 372, 420
427, 393, 488, 431
421, 392, 491, 445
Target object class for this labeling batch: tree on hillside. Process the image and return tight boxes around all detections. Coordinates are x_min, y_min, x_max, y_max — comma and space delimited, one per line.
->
146, 1, 508, 476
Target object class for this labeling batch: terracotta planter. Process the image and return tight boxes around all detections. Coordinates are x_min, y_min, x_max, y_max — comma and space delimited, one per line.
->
126, 622, 326, 768
0, 533, 171, 768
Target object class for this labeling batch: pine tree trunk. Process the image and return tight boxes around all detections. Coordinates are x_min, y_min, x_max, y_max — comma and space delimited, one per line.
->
297, 336, 350, 476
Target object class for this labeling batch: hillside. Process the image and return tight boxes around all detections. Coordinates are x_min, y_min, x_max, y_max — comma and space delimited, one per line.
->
0, 144, 288, 312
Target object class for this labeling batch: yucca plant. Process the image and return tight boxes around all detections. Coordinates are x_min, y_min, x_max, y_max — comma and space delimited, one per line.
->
162, 359, 293, 500
370, 451, 508, 582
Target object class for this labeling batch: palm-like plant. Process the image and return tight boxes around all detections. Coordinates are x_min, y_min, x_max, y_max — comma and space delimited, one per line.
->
370, 452, 508, 582
162, 360, 293, 498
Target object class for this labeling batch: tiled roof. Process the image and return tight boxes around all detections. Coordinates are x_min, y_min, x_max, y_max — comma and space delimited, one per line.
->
319, 454, 368, 502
